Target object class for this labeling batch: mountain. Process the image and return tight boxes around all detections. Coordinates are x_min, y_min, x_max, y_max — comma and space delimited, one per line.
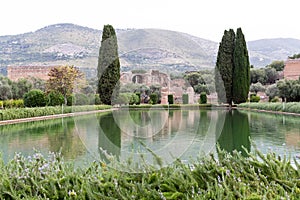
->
1, 23, 300, 76
248, 38, 300, 67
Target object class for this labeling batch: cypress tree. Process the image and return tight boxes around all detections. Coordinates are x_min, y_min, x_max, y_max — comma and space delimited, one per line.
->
97, 25, 120, 105
215, 29, 235, 106
232, 28, 250, 104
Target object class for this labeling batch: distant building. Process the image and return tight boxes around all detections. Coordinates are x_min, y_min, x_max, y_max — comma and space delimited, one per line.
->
284, 59, 300, 80
7, 66, 56, 81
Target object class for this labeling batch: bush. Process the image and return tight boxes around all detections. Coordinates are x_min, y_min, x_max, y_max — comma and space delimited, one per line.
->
67, 95, 74, 106
250, 94, 260, 103
23, 89, 46, 107
238, 102, 300, 114
182, 94, 189, 104
0, 101, 3, 109
12, 99, 24, 108
47, 91, 64, 106
270, 97, 280, 103
116, 93, 129, 105
1, 99, 24, 109
135, 93, 141, 105
3, 100, 13, 109
129, 93, 139, 105
87, 94, 102, 105
168, 94, 174, 104
150, 93, 158, 105
0, 105, 112, 121
74, 93, 89, 105
199, 92, 207, 104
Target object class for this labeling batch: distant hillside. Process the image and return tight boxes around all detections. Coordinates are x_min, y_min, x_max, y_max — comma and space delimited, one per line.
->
248, 38, 300, 67
1, 23, 300, 75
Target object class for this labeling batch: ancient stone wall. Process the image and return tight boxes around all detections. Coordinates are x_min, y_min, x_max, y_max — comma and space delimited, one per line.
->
284, 59, 300, 80
7, 66, 56, 81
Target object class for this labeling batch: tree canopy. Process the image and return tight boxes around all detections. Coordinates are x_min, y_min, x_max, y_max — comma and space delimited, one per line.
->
215, 28, 250, 106
97, 25, 120, 105
46, 65, 84, 105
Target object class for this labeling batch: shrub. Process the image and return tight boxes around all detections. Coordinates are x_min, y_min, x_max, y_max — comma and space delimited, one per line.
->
2, 100, 13, 108
129, 93, 139, 105
199, 92, 207, 104
1, 99, 24, 109
250, 94, 260, 103
67, 95, 74, 106
74, 93, 89, 105
23, 89, 46, 107
0, 101, 3, 109
135, 93, 141, 105
94, 94, 102, 105
47, 91, 64, 106
116, 93, 129, 105
270, 97, 280, 103
168, 94, 174, 104
12, 99, 24, 108
150, 93, 158, 105
182, 94, 189, 104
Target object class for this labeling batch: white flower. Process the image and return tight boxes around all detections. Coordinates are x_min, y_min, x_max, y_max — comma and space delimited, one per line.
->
68, 190, 77, 196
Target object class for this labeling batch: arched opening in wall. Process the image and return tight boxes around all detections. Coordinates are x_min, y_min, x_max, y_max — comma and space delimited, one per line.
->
132, 75, 143, 84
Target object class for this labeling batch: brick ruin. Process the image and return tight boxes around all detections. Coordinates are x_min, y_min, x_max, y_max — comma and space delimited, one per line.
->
284, 59, 300, 80
7, 66, 56, 81
121, 70, 194, 104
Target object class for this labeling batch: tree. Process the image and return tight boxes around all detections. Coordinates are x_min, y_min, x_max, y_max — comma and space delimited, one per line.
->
250, 82, 265, 94
265, 84, 279, 101
277, 79, 295, 102
46, 65, 84, 105
232, 28, 250, 104
264, 67, 279, 84
215, 29, 235, 105
215, 28, 250, 106
250, 68, 266, 84
267, 60, 284, 71
97, 25, 120, 105
15, 78, 32, 99
0, 85, 12, 100
23, 89, 46, 107
47, 91, 64, 106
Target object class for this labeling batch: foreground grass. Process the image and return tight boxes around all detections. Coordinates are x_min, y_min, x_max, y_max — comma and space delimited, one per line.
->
0, 149, 299, 199
0, 105, 112, 121
239, 102, 300, 114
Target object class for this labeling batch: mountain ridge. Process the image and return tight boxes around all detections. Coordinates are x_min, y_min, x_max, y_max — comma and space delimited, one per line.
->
1, 23, 299, 74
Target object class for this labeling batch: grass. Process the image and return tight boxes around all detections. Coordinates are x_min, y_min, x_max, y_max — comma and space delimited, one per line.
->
238, 102, 300, 114
0, 105, 112, 121
0, 149, 299, 199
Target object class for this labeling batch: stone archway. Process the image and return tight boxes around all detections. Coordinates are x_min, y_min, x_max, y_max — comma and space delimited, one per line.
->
132, 75, 143, 84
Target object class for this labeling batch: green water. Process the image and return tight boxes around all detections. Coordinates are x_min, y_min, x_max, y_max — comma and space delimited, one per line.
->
0, 109, 299, 165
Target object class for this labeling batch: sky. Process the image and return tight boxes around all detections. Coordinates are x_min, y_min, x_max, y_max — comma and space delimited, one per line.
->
1, 0, 300, 42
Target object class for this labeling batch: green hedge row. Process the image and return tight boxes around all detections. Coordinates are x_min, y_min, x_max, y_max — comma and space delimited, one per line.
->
0, 149, 298, 199
0, 105, 112, 121
238, 102, 300, 114
0, 99, 24, 109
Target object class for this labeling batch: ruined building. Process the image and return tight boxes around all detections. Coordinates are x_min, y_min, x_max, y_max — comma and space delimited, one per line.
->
284, 59, 300, 80
7, 66, 55, 81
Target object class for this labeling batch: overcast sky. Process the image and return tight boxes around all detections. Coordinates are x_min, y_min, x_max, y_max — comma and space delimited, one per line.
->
1, 0, 300, 42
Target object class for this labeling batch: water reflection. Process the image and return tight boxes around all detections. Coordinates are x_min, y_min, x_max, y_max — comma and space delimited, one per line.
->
0, 109, 299, 165
217, 110, 250, 156
0, 117, 86, 162
98, 112, 121, 162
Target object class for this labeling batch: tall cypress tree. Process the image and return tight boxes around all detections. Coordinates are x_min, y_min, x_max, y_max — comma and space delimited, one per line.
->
97, 25, 120, 105
232, 28, 250, 104
215, 29, 235, 106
